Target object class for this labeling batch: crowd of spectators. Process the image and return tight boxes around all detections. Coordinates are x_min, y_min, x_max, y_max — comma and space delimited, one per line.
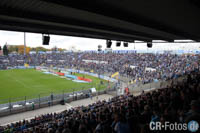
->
0, 72, 199, 133
0, 52, 200, 132
0, 52, 199, 84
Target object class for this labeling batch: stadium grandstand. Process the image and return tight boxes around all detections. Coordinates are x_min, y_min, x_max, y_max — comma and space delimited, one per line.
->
0, 52, 199, 84
0, 0, 200, 133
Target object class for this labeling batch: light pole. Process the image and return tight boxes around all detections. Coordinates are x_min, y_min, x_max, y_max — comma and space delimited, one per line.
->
98, 45, 102, 78
97, 45, 102, 98
24, 32, 26, 56
24, 32, 27, 65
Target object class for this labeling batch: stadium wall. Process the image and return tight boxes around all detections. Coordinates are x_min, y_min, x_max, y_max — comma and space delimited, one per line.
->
129, 75, 188, 94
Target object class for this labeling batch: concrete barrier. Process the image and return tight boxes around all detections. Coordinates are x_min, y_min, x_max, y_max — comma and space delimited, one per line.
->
128, 75, 188, 94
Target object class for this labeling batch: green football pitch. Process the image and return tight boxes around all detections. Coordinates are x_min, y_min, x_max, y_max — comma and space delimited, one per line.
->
0, 69, 108, 103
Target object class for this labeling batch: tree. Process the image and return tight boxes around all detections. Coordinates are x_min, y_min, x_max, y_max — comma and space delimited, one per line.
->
18, 45, 31, 54
34, 46, 48, 52
0, 46, 2, 56
18, 45, 24, 54
31, 47, 36, 51
8, 45, 16, 53
3, 45, 8, 55
16, 47, 19, 53
26, 47, 31, 54
58, 48, 65, 52
52, 46, 58, 51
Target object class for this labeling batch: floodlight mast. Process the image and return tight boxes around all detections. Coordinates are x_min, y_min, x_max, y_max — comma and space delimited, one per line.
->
24, 32, 26, 56
24, 32, 27, 64
97, 45, 102, 79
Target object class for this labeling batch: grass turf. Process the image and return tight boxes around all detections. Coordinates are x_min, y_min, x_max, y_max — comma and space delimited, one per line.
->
0, 69, 109, 103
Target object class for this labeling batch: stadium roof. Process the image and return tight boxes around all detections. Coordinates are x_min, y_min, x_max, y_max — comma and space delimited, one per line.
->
0, 0, 200, 42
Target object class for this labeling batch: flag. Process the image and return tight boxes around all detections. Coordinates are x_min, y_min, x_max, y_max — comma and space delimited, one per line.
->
24, 63, 29, 67
111, 72, 119, 79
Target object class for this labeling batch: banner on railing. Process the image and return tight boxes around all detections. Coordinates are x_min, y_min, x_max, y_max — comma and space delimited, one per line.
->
7, 66, 36, 69
67, 69, 117, 82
